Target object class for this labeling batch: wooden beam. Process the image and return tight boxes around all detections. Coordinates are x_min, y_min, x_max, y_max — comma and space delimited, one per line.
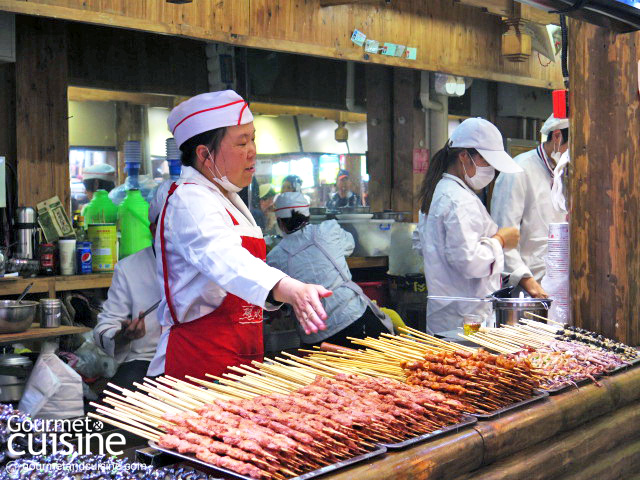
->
15, 16, 70, 210
0, 0, 564, 90
250, 102, 366, 123
568, 20, 640, 345
319, 0, 383, 5
115, 102, 146, 182
68, 86, 186, 109
365, 64, 392, 213
456, 0, 514, 17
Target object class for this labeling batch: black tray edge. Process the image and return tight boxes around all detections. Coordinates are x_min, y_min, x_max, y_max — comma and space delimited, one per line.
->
472, 391, 549, 420
377, 415, 478, 450
148, 441, 388, 480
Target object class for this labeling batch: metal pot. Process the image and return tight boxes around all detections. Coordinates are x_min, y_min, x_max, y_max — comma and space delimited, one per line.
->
492, 297, 552, 327
0, 300, 38, 334
0, 353, 33, 402
426, 294, 552, 328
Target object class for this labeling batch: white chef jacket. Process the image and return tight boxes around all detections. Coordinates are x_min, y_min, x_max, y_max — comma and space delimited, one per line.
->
491, 147, 567, 287
93, 247, 161, 364
414, 174, 503, 335
266, 220, 368, 344
148, 166, 287, 376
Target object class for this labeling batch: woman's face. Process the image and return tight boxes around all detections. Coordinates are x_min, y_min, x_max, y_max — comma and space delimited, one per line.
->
210, 122, 257, 188
460, 150, 490, 177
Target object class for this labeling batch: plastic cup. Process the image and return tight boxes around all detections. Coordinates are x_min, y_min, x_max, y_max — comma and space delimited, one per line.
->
58, 238, 77, 275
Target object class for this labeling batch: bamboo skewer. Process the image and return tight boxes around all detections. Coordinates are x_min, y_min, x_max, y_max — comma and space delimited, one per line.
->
88, 412, 161, 441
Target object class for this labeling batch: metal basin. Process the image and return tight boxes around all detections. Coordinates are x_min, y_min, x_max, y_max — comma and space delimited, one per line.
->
492, 297, 552, 327
0, 300, 38, 334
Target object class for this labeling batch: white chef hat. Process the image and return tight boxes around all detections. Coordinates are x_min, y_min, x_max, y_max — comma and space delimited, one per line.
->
274, 192, 310, 219
167, 90, 254, 149
540, 114, 570, 136
83, 163, 116, 182
148, 180, 173, 224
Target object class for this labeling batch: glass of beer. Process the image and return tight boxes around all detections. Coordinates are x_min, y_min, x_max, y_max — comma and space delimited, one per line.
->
463, 314, 483, 336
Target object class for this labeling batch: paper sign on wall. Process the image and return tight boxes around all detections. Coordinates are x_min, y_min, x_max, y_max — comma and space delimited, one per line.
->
364, 39, 380, 54
405, 47, 418, 60
381, 43, 397, 56
413, 148, 430, 174
351, 29, 367, 47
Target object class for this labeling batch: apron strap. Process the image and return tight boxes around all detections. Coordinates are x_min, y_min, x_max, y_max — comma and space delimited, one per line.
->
160, 181, 230, 325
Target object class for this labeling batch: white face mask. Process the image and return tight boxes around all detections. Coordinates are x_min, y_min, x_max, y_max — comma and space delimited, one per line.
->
550, 140, 564, 165
462, 155, 495, 190
205, 148, 242, 193
551, 149, 570, 213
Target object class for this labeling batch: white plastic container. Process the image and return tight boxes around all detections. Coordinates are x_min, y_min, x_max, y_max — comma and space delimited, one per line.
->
338, 219, 394, 257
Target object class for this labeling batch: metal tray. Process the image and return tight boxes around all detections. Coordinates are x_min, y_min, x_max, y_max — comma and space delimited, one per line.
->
472, 391, 549, 420
377, 415, 477, 450
535, 374, 598, 396
149, 441, 387, 480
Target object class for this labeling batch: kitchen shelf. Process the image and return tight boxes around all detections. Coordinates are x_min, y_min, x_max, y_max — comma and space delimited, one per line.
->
0, 325, 91, 345
347, 256, 389, 269
0, 273, 113, 297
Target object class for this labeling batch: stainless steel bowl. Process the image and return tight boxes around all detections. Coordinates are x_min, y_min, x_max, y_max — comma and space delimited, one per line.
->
0, 300, 38, 333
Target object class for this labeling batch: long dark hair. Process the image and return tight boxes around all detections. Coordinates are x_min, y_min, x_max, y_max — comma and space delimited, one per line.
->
418, 144, 479, 214
179, 127, 227, 167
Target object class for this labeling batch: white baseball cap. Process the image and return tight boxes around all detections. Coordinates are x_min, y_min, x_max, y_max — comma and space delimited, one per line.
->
167, 90, 254, 149
449, 118, 522, 173
540, 114, 570, 136
148, 180, 172, 224
83, 163, 116, 182
274, 192, 310, 219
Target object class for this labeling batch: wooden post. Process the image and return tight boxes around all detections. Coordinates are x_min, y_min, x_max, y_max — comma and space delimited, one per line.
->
568, 20, 640, 345
365, 64, 393, 213
392, 68, 426, 220
15, 16, 70, 210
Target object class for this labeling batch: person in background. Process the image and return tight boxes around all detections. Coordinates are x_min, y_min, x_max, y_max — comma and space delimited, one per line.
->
414, 118, 521, 335
281, 175, 303, 193
252, 184, 277, 233
267, 192, 393, 348
82, 164, 116, 200
490, 114, 569, 298
326, 169, 361, 210
93, 181, 170, 390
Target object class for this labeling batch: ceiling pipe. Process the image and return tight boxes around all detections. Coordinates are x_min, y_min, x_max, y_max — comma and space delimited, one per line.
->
346, 61, 366, 113
419, 71, 444, 112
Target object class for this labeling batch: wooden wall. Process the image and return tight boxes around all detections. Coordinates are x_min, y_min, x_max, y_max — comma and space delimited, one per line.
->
0, 0, 562, 89
15, 15, 70, 209
569, 20, 640, 345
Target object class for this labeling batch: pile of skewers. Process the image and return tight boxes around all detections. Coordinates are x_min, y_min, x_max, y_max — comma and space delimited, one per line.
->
400, 349, 539, 413
301, 327, 541, 414
90, 364, 470, 479
462, 318, 634, 390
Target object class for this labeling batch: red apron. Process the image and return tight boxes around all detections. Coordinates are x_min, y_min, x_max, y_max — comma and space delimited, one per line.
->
159, 183, 265, 382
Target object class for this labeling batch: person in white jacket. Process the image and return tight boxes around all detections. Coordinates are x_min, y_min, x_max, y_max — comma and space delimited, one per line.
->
414, 118, 521, 335
490, 114, 569, 298
267, 193, 392, 347
93, 181, 170, 390
148, 91, 331, 381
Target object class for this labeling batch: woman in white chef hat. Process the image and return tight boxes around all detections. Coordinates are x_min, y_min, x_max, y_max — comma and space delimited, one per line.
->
148, 90, 331, 381
413, 118, 522, 335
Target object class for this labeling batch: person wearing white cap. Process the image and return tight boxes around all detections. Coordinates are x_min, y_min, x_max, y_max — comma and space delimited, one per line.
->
490, 114, 569, 298
267, 192, 393, 347
93, 181, 170, 390
82, 163, 116, 200
413, 117, 522, 335
148, 90, 331, 381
